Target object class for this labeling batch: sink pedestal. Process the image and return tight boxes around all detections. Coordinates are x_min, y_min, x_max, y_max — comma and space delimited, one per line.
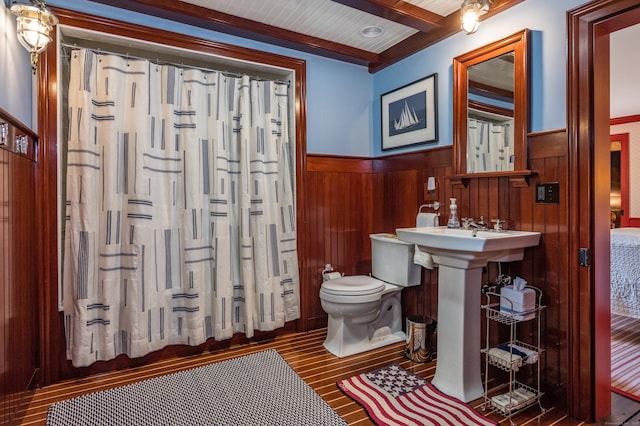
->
430, 258, 485, 403
394, 226, 541, 403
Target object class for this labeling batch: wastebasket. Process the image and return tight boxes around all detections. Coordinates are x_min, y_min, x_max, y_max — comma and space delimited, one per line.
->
404, 315, 436, 363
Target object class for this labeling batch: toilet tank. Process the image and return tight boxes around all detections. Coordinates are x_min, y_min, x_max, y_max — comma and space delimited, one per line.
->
370, 233, 421, 287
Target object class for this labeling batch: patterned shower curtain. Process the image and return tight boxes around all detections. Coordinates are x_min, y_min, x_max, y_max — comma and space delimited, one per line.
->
467, 117, 513, 173
62, 49, 300, 367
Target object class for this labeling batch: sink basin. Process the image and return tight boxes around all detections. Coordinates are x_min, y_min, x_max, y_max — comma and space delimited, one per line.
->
396, 226, 541, 264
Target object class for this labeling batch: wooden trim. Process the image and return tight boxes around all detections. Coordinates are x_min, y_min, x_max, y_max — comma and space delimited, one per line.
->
80, 0, 524, 73
567, 0, 640, 421
452, 29, 529, 178
306, 155, 373, 173
610, 133, 630, 227
446, 170, 533, 188
0, 108, 39, 139
610, 114, 640, 125
370, 0, 524, 73
468, 100, 514, 118
37, 39, 61, 388
0, 108, 39, 162
51, 7, 308, 72
528, 129, 568, 160
331, 0, 445, 32
468, 82, 514, 104
88, 0, 377, 67
38, 8, 308, 384
610, 115, 640, 227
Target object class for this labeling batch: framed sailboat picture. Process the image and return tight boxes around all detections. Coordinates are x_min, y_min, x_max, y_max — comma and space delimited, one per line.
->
381, 73, 438, 150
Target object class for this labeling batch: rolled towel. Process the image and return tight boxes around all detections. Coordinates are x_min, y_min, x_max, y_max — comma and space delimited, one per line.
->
414, 212, 438, 269
510, 343, 539, 364
414, 246, 434, 269
416, 212, 439, 227
497, 343, 538, 364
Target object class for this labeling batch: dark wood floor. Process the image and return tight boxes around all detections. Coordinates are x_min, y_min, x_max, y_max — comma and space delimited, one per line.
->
13, 328, 593, 425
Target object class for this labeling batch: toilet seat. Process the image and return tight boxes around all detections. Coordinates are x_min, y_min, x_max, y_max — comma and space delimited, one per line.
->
320, 275, 385, 303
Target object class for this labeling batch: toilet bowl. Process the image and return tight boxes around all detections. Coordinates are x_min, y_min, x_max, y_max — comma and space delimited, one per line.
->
319, 233, 421, 358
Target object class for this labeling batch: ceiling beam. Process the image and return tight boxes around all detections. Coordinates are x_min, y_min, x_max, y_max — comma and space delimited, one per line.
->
89, 0, 379, 67
88, 0, 524, 73
369, 0, 525, 72
330, 0, 444, 32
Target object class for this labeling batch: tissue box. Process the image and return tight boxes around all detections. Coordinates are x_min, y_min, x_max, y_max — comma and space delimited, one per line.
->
500, 285, 536, 320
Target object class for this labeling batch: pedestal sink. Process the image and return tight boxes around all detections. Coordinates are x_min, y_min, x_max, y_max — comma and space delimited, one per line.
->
395, 226, 541, 402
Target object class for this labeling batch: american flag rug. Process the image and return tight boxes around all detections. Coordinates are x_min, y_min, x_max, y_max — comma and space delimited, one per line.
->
337, 364, 497, 426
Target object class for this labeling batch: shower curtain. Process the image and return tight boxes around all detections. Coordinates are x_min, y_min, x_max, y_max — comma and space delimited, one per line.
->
62, 49, 300, 367
467, 117, 513, 173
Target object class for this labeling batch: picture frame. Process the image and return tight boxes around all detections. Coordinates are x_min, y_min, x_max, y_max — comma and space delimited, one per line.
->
381, 73, 438, 151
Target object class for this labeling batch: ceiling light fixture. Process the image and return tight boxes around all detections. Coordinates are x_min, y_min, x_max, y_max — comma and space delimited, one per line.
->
360, 25, 383, 38
10, 0, 58, 73
460, 0, 492, 34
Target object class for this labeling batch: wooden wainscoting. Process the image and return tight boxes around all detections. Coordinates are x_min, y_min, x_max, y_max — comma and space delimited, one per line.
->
0, 109, 40, 425
303, 132, 570, 411
303, 155, 376, 331
29, 130, 572, 421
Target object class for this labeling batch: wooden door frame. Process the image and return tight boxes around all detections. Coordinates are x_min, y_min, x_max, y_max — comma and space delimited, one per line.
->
567, 0, 640, 421
610, 132, 629, 227
611, 114, 640, 226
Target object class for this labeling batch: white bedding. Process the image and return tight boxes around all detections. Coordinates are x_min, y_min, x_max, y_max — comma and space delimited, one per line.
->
611, 228, 640, 318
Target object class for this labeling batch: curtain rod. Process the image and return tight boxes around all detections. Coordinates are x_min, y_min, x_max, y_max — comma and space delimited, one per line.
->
59, 43, 291, 87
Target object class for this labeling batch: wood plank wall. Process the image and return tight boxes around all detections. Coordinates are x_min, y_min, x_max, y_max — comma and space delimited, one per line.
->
37, 128, 571, 415
302, 129, 570, 409
0, 124, 39, 424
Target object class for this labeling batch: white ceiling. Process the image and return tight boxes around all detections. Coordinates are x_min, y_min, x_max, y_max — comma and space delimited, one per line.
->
86, 0, 524, 71
182, 0, 461, 54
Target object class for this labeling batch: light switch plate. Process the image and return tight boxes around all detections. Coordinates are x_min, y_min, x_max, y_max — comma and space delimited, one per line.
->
536, 182, 559, 204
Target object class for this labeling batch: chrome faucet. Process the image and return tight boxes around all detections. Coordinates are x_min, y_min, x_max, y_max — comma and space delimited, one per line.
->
462, 216, 487, 230
462, 216, 488, 236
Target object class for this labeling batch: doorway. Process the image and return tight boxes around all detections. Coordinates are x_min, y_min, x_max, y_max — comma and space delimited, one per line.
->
568, 0, 640, 422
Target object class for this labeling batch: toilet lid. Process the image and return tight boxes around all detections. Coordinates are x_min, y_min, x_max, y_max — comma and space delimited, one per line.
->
321, 275, 385, 296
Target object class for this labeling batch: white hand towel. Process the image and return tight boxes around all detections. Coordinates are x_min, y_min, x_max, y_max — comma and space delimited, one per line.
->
416, 212, 439, 227
413, 212, 438, 269
414, 246, 434, 269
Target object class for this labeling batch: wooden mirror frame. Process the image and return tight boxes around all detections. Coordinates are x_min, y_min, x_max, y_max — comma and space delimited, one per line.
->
451, 29, 530, 187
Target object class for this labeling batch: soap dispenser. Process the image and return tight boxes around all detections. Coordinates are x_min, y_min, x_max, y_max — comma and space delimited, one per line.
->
447, 198, 460, 229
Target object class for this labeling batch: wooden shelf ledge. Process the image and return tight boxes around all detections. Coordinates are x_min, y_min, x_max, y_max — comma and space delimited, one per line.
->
446, 170, 534, 188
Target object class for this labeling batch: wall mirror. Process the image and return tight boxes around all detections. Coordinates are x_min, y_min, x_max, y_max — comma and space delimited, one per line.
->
452, 29, 530, 185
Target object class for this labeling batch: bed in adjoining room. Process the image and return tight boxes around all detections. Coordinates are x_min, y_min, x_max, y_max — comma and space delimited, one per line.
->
610, 227, 640, 402
610, 227, 640, 319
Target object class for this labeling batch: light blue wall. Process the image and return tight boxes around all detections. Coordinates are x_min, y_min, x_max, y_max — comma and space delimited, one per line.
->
4, 0, 588, 155
26, 0, 374, 156
0, 3, 34, 128
372, 0, 585, 156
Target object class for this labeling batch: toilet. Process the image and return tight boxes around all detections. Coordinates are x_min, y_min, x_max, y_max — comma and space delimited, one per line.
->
319, 233, 421, 357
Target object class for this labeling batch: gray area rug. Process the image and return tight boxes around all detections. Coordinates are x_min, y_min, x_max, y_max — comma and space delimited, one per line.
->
46, 349, 347, 425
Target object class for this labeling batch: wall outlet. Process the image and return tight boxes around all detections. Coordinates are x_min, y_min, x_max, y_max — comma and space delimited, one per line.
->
536, 182, 560, 204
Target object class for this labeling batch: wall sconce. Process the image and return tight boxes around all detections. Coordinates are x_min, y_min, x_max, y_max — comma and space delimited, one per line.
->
460, 0, 492, 34
10, 0, 58, 73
